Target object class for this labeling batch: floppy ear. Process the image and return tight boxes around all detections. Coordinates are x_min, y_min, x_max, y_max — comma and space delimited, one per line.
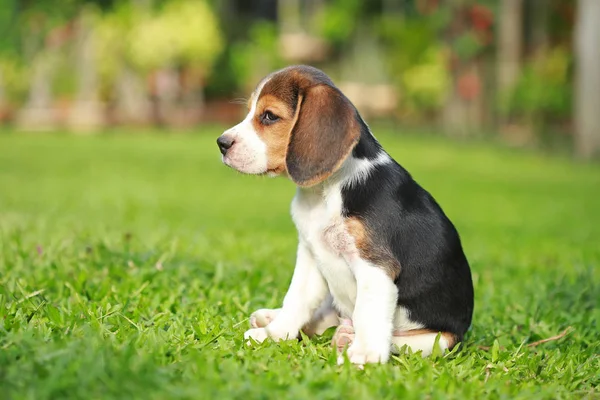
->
285, 84, 360, 186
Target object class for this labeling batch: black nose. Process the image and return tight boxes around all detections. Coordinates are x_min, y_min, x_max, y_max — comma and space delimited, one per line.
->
217, 135, 235, 155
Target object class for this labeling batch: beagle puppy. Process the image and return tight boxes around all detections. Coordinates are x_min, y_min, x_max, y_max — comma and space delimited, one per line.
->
217, 65, 474, 365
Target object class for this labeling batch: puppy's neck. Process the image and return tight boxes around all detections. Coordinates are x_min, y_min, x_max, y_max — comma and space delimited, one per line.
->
296, 130, 391, 198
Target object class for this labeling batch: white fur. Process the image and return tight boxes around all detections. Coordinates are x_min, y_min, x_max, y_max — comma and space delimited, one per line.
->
292, 175, 358, 319
244, 241, 329, 343
246, 152, 425, 365
221, 78, 271, 174
305, 296, 340, 335
391, 333, 449, 357
249, 296, 338, 336
335, 152, 392, 188
249, 308, 280, 328
393, 306, 425, 332
343, 261, 398, 364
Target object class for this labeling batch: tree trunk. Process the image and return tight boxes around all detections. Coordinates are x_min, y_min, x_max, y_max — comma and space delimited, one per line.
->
152, 66, 180, 126
278, 0, 301, 33
497, 0, 523, 92
0, 69, 13, 123
442, 4, 488, 137
114, 65, 151, 125
15, 51, 58, 131
442, 61, 485, 137
529, 0, 548, 53
339, 24, 396, 118
382, 0, 403, 16
0, 69, 6, 122
68, 8, 105, 133
574, 0, 600, 159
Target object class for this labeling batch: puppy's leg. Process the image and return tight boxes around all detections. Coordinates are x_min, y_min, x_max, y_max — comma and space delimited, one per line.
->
249, 297, 338, 337
339, 265, 397, 365
250, 296, 339, 336
245, 242, 328, 343
391, 330, 454, 357
301, 295, 339, 336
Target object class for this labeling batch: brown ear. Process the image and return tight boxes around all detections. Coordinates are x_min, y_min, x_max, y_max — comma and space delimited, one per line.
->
285, 84, 360, 186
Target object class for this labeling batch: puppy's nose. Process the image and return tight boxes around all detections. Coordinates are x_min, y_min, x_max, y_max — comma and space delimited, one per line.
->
217, 135, 235, 155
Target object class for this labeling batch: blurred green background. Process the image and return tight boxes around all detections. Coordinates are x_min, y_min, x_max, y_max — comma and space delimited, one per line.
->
0, 0, 599, 158
1, 132, 599, 398
1, 1, 600, 398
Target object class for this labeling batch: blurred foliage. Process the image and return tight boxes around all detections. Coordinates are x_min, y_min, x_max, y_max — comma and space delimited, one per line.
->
310, 1, 495, 120
129, 1, 222, 72
453, 31, 485, 61
229, 22, 284, 92
0, 0, 580, 136
401, 47, 449, 113
501, 47, 572, 122
0, 0, 223, 105
0, 58, 28, 103
314, 0, 362, 46
378, 15, 449, 115
378, 16, 443, 71
0, 0, 115, 57
95, 2, 136, 85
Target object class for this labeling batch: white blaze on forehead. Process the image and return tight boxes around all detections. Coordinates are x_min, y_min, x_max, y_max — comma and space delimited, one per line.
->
235, 76, 271, 128
247, 77, 271, 119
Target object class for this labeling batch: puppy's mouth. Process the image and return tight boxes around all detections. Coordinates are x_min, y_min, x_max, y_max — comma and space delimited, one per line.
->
221, 154, 232, 167
221, 154, 269, 176
221, 155, 243, 171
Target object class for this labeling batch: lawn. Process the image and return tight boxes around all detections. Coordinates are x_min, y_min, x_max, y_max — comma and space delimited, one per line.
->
0, 129, 598, 399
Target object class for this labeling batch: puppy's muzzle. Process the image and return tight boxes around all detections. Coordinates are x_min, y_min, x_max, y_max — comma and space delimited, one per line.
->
217, 135, 235, 155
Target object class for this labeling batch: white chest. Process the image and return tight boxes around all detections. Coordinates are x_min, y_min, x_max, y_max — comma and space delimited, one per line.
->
291, 187, 359, 318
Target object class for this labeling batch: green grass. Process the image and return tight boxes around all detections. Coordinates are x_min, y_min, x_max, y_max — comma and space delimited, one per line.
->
0, 129, 599, 399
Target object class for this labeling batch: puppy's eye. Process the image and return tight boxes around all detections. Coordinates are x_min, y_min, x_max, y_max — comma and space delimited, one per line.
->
261, 111, 279, 124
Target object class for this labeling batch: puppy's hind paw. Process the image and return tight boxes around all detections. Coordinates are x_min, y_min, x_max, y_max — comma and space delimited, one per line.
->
344, 342, 390, 365
332, 321, 355, 354
244, 327, 269, 345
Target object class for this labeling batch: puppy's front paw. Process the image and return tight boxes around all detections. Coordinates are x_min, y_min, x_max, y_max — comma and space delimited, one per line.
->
244, 327, 269, 345
339, 343, 390, 365
249, 308, 280, 329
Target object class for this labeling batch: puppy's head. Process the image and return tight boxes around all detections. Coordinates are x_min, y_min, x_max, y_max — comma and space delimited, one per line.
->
217, 65, 360, 187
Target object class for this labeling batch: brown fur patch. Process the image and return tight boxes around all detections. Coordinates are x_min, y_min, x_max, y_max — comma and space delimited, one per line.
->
345, 217, 402, 280
286, 84, 360, 186
251, 93, 300, 174
393, 329, 437, 337
442, 332, 458, 349
322, 218, 360, 258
